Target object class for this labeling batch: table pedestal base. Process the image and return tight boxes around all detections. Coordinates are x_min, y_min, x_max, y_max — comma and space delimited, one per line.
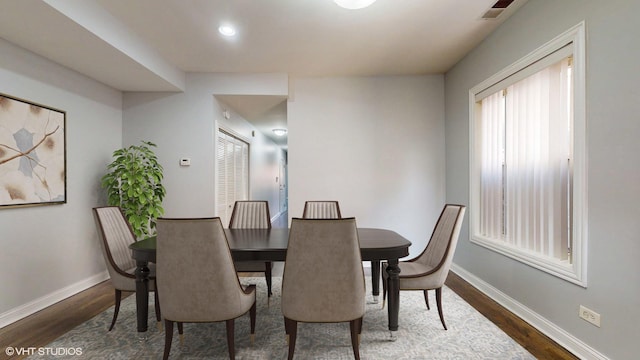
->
385, 258, 401, 333
134, 260, 150, 333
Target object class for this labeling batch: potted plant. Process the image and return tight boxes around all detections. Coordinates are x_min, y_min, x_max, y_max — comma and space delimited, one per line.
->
101, 141, 166, 239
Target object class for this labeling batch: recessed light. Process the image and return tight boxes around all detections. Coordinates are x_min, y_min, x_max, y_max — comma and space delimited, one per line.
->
218, 25, 236, 37
334, 0, 377, 10
272, 129, 287, 136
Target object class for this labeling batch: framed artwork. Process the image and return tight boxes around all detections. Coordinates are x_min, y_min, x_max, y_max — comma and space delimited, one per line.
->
0, 93, 66, 207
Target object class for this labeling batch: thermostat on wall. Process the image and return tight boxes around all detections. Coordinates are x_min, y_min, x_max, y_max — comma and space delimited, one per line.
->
180, 158, 191, 166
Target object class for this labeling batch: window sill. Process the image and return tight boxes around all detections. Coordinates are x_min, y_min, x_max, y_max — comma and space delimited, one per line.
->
471, 235, 586, 287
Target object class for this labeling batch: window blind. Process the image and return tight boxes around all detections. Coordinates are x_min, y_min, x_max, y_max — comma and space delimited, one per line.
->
475, 42, 573, 102
479, 56, 572, 261
216, 130, 249, 226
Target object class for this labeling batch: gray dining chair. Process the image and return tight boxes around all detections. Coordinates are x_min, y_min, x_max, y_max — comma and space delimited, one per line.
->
92, 206, 161, 331
282, 218, 366, 360
381, 204, 466, 330
302, 200, 342, 219
229, 200, 274, 298
303, 200, 382, 303
156, 217, 256, 360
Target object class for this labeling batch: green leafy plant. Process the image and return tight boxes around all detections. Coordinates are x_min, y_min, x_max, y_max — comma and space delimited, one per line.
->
101, 141, 166, 239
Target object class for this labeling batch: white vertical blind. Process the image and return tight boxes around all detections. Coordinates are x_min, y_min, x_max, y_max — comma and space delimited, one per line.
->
475, 43, 573, 102
479, 57, 572, 261
479, 91, 505, 240
216, 130, 249, 226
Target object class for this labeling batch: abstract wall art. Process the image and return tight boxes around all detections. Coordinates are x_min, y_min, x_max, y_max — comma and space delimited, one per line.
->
0, 93, 66, 207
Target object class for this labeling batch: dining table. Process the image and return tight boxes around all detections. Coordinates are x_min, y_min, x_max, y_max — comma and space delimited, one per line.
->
129, 227, 411, 338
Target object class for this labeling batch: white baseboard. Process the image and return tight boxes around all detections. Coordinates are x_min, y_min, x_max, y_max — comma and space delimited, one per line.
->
0, 271, 109, 329
451, 263, 608, 360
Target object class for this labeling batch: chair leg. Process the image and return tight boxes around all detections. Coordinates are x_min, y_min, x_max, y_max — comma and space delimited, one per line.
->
284, 317, 297, 360
283, 317, 289, 344
435, 287, 447, 330
108, 289, 122, 331
265, 262, 273, 296
350, 318, 362, 360
163, 320, 174, 360
226, 319, 235, 359
371, 260, 380, 302
154, 287, 162, 331
381, 275, 387, 309
423, 290, 430, 310
177, 322, 184, 345
249, 288, 257, 344
154, 286, 162, 322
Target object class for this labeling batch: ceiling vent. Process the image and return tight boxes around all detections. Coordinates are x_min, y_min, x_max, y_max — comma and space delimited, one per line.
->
482, 0, 515, 19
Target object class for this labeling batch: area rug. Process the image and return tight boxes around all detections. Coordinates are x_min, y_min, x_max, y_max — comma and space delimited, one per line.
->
32, 277, 534, 359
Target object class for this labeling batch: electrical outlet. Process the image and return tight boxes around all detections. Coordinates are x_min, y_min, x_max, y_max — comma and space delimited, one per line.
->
579, 305, 601, 327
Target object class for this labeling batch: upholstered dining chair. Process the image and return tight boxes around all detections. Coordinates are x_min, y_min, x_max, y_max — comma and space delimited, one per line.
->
282, 218, 366, 360
302, 200, 342, 219
303, 200, 382, 303
92, 206, 161, 331
229, 200, 273, 297
381, 204, 466, 330
156, 217, 256, 360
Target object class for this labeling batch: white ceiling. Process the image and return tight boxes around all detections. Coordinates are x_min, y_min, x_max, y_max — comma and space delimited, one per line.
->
0, 0, 527, 147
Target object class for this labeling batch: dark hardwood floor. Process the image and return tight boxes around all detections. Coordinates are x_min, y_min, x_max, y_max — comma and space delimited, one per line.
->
445, 272, 579, 360
0, 268, 578, 360
0, 281, 117, 360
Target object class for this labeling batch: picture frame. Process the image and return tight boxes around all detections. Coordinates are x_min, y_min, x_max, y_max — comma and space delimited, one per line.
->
0, 93, 66, 208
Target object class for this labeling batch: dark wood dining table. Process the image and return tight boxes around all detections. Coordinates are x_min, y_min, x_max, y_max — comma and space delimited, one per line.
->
129, 227, 411, 337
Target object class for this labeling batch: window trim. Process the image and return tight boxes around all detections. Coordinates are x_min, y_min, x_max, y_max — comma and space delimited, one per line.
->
468, 22, 587, 287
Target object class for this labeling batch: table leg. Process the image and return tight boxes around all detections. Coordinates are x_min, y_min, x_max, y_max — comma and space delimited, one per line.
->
371, 260, 380, 303
385, 258, 401, 338
134, 260, 150, 333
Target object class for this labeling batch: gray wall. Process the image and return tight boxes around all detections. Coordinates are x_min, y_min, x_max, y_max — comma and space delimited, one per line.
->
445, 0, 640, 359
288, 76, 446, 256
0, 38, 122, 324
122, 73, 288, 219
123, 74, 448, 256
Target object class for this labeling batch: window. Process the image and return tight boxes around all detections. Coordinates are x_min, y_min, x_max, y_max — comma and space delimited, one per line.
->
469, 23, 587, 286
216, 129, 249, 226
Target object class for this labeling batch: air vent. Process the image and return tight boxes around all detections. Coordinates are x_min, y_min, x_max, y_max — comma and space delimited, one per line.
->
492, 0, 515, 8
481, 0, 515, 19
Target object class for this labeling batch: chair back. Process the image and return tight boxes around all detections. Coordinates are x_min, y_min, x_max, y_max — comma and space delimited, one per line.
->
282, 218, 365, 322
156, 217, 252, 322
412, 204, 466, 286
229, 201, 271, 229
302, 201, 342, 219
93, 207, 137, 286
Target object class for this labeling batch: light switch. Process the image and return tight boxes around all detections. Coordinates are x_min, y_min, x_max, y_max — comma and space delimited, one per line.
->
180, 158, 191, 166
